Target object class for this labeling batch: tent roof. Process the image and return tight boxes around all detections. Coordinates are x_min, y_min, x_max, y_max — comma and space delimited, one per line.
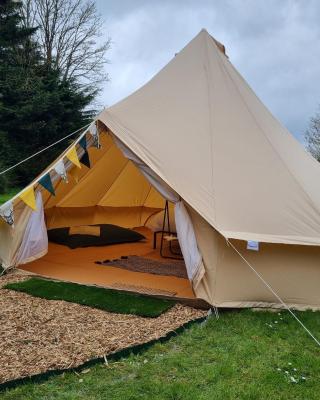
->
98, 29, 320, 245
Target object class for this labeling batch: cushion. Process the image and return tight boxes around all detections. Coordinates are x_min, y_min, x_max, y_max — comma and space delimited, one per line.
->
145, 208, 176, 232
69, 225, 101, 237
48, 224, 146, 249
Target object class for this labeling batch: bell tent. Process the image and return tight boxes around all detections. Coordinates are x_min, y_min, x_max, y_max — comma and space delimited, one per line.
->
1, 29, 320, 310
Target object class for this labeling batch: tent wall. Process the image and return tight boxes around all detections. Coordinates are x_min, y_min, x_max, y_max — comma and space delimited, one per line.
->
45, 205, 162, 230
98, 29, 320, 246
0, 201, 33, 269
188, 205, 320, 310
15, 192, 48, 265
44, 133, 165, 229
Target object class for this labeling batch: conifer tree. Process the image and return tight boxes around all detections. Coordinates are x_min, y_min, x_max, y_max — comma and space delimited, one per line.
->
0, 0, 95, 189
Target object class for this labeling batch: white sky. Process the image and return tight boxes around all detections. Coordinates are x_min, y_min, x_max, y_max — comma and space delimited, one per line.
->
95, 0, 320, 142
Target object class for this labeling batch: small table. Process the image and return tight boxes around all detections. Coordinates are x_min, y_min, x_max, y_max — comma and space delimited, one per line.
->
152, 201, 183, 260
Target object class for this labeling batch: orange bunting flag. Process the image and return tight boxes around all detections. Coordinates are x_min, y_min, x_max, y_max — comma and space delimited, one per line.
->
19, 186, 37, 211
66, 146, 81, 169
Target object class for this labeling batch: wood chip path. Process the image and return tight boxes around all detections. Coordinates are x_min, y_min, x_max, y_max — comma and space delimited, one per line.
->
0, 270, 206, 384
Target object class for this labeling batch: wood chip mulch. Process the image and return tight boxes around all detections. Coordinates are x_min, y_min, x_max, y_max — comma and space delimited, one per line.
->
0, 270, 207, 384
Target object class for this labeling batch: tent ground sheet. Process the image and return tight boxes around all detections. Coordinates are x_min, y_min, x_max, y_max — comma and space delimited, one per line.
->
20, 227, 194, 299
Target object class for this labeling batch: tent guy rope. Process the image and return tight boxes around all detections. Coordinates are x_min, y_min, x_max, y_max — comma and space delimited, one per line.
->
0, 122, 91, 176
226, 238, 320, 347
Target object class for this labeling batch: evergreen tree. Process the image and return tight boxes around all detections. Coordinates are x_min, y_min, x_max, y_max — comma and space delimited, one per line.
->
0, 0, 95, 190
0, 0, 37, 192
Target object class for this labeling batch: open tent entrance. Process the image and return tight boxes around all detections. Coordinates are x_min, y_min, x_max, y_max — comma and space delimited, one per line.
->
20, 129, 195, 300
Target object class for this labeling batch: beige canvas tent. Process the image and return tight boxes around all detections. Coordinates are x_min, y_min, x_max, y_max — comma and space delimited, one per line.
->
1, 29, 320, 310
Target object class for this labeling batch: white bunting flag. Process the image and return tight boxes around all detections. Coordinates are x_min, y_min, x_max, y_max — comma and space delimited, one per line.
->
89, 123, 101, 149
54, 159, 68, 182
0, 201, 14, 227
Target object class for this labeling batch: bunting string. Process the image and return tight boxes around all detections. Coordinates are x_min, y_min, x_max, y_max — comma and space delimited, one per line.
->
0, 120, 103, 226
0, 122, 91, 176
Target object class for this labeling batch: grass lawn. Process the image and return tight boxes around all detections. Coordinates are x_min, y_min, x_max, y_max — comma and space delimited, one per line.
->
0, 188, 20, 205
5, 278, 175, 318
1, 308, 320, 399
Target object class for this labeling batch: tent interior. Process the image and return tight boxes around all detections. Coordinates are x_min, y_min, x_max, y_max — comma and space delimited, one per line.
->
19, 128, 195, 300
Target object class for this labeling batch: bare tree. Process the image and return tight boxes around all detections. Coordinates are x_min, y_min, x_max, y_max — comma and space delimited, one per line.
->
305, 107, 320, 161
21, 0, 111, 89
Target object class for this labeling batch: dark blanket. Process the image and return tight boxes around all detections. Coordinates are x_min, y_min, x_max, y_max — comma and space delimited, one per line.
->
48, 224, 146, 249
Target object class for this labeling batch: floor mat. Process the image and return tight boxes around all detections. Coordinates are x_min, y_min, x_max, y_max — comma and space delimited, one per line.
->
98, 255, 188, 279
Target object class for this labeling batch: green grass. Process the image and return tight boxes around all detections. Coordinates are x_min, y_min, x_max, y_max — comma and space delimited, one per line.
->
1, 309, 320, 399
0, 187, 20, 205
4, 278, 175, 318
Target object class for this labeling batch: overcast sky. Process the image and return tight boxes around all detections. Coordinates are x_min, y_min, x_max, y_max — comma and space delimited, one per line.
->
95, 0, 320, 142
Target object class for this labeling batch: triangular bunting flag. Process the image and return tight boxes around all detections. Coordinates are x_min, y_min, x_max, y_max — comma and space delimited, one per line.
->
80, 151, 91, 168
39, 173, 55, 196
19, 186, 37, 211
79, 135, 87, 151
0, 201, 14, 226
54, 159, 68, 182
89, 123, 101, 149
66, 146, 81, 169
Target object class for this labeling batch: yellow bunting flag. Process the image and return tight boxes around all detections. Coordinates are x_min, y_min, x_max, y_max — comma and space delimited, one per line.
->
19, 186, 37, 211
66, 147, 81, 169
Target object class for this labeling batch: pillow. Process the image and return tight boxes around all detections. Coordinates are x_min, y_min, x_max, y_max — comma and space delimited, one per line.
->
69, 225, 100, 237
48, 224, 145, 249
145, 208, 176, 232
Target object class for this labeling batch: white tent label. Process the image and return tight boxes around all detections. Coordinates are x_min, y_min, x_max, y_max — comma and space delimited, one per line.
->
247, 240, 259, 251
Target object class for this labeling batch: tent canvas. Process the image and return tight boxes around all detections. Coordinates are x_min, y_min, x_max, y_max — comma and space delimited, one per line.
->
1, 29, 320, 310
